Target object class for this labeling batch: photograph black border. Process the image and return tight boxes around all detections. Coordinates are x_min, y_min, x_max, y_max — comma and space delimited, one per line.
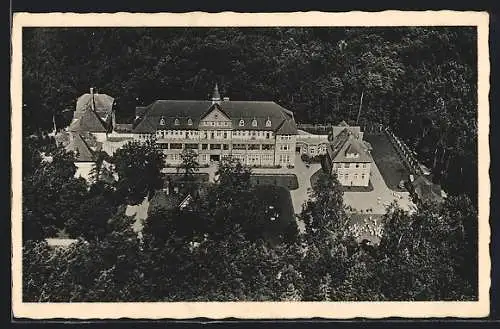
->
8, 0, 500, 326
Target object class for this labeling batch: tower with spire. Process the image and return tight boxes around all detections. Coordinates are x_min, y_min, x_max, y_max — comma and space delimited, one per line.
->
211, 83, 221, 104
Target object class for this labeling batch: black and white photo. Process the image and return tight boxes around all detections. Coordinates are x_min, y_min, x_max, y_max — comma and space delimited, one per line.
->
11, 11, 490, 319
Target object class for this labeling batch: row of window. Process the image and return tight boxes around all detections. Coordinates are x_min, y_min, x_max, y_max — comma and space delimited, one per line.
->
155, 130, 273, 140
334, 162, 368, 169
238, 119, 272, 127
234, 130, 272, 139
201, 121, 230, 127
159, 117, 273, 128
279, 135, 293, 140
159, 117, 192, 126
157, 143, 275, 151
279, 154, 291, 163
339, 173, 366, 180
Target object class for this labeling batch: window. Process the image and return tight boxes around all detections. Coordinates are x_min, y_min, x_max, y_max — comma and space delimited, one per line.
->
224, 122, 229, 126
262, 144, 274, 150
202, 144, 208, 150
223, 132, 228, 139
252, 119, 258, 127
266, 132, 270, 139
266, 119, 272, 127
174, 118, 180, 126
233, 144, 246, 150
211, 122, 215, 126
187, 118, 193, 126
344, 163, 350, 168
355, 163, 359, 168
362, 163, 367, 169
239, 119, 245, 127
210, 144, 221, 150
361, 174, 365, 180
159, 117, 166, 125
223, 144, 229, 150
170, 143, 183, 149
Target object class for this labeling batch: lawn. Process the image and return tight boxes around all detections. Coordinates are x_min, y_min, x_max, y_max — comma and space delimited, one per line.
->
250, 174, 299, 190
251, 185, 297, 245
163, 173, 209, 183
364, 134, 410, 192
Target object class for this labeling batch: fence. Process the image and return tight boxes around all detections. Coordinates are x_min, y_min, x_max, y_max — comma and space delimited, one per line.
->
384, 127, 422, 176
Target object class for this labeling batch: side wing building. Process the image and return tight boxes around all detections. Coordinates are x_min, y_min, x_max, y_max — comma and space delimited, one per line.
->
324, 122, 373, 187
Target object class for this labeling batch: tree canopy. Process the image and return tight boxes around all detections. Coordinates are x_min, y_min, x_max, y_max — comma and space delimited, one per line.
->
112, 140, 165, 205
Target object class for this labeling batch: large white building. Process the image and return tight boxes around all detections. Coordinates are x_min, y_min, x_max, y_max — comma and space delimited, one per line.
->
66, 85, 299, 168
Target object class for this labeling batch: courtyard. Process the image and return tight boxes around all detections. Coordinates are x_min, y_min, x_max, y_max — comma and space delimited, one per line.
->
364, 133, 410, 192
156, 145, 416, 241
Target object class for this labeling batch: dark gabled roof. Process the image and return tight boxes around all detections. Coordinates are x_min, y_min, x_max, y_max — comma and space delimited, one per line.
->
69, 109, 108, 133
276, 118, 298, 134
132, 100, 297, 134
76, 93, 114, 113
345, 143, 360, 156
327, 128, 372, 163
66, 134, 95, 162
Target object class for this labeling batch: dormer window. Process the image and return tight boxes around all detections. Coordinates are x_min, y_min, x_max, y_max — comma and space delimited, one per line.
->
187, 118, 193, 126
239, 119, 245, 127
159, 117, 166, 125
265, 119, 272, 127
174, 118, 180, 126
252, 119, 258, 127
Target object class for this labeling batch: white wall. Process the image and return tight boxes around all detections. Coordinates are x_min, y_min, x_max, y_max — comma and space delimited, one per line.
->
334, 162, 371, 187
74, 162, 95, 183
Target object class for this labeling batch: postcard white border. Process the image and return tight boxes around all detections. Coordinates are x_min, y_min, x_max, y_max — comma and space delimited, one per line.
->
11, 11, 490, 319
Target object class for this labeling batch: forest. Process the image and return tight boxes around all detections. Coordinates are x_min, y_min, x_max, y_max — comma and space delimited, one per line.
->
22, 26, 478, 202
21, 27, 479, 301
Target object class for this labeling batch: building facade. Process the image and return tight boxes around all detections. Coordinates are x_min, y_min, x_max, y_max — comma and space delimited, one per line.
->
66, 85, 299, 168
295, 129, 329, 157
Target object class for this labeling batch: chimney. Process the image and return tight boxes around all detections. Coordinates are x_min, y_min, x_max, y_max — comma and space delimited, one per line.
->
111, 109, 116, 131
89, 87, 95, 111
